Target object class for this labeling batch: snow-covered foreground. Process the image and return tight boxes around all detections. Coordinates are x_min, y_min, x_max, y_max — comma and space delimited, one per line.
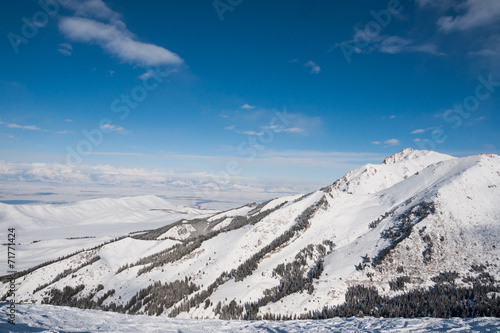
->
1, 303, 499, 333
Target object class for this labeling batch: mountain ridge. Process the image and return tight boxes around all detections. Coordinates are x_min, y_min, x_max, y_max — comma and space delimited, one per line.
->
2, 149, 499, 320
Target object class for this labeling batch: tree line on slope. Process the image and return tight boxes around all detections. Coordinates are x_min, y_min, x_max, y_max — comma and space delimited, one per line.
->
118, 202, 289, 277
0, 236, 126, 286
32, 255, 101, 295
297, 281, 500, 319
29, 201, 290, 316
167, 196, 329, 317
371, 201, 436, 266
216, 241, 335, 320
42, 276, 198, 316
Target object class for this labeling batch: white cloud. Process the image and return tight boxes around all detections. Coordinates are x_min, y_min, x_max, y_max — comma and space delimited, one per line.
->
437, 0, 500, 32
260, 125, 304, 134
86, 152, 146, 156
240, 104, 255, 109
0, 149, 389, 208
384, 138, 400, 146
59, 2, 183, 67
1, 121, 70, 134
274, 127, 305, 134
468, 48, 500, 57
389, 115, 396, 119
0, 159, 321, 208
235, 130, 263, 136
99, 123, 129, 134
379, 36, 442, 55
347, 29, 442, 56
62, 0, 121, 21
65, 119, 73, 123
378, 36, 412, 54
410, 126, 442, 134
372, 141, 381, 145
57, 43, 73, 56
227, 124, 304, 135
6, 123, 43, 131
416, 0, 454, 8
260, 125, 279, 130
138, 70, 154, 80
304, 60, 321, 74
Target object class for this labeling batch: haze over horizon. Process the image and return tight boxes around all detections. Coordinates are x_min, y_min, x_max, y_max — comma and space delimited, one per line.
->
1, 0, 499, 204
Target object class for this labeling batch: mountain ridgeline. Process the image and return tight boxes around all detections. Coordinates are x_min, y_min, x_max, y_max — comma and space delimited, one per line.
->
2, 148, 500, 319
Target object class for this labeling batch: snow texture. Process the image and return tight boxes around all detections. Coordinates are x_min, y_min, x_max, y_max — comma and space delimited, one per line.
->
1, 303, 499, 333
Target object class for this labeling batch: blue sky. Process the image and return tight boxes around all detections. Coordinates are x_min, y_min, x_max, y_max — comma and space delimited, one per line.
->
1, 0, 499, 189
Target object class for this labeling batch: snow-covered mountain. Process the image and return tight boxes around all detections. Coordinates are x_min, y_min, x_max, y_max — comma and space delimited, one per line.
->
2, 148, 499, 320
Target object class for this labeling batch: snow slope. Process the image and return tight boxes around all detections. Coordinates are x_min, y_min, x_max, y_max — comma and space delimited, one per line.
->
0, 195, 216, 271
331, 148, 455, 195
2, 303, 499, 333
1, 149, 499, 321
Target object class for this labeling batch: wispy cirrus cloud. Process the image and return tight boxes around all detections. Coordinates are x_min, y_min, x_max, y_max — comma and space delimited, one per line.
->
259, 125, 305, 133
6, 123, 43, 131
410, 126, 441, 134
86, 152, 146, 156
226, 125, 306, 136
222, 108, 319, 137
373, 138, 400, 146
304, 60, 321, 74
99, 123, 129, 134
384, 138, 400, 146
436, 0, 500, 32
240, 103, 255, 110
235, 130, 264, 136
62, 0, 121, 21
347, 30, 443, 56
411, 129, 425, 134
273, 127, 305, 134
416, 0, 500, 67
57, 43, 73, 56
138, 70, 155, 80
59, 0, 183, 67
1, 120, 73, 134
